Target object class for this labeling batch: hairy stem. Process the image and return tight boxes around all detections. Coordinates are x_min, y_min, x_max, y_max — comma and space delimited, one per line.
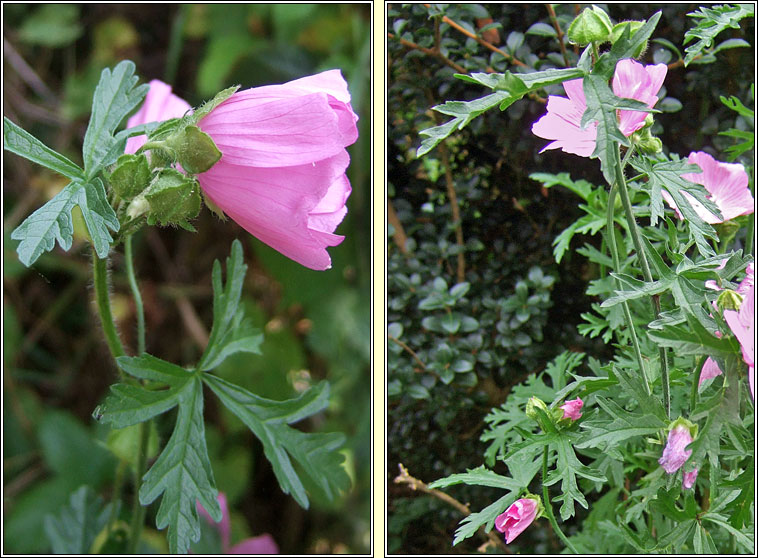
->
613, 145, 670, 417
124, 235, 146, 355
542, 447, 578, 553
92, 250, 126, 360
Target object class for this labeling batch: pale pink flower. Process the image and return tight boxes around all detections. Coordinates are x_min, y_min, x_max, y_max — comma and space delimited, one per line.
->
197, 492, 279, 554
699, 263, 754, 395
532, 59, 666, 156
682, 468, 699, 490
662, 151, 754, 224
495, 498, 539, 544
559, 397, 583, 420
658, 425, 693, 474
124, 80, 192, 154
196, 70, 358, 270
724, 283, 754, 400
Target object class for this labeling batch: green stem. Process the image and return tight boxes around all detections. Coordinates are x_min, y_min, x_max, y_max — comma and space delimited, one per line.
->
542, 447, 578, 554
123, 233, 150, 553
745, 217, 754, 256
92, 250, 126, 359
613, 145, 670, 417
607, 185, 650, 394
106, 459, 127, 533
124, 235, 146, 355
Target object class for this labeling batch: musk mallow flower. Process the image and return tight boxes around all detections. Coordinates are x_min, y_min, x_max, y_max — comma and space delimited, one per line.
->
195, 70, 358, 270
661, 151, 754, 224
559, 397, 584, 421
658, 419, 697, 474
532, 59, 666, 157
495, 496, 542, 544
197, 492, 279, 554
122, 71, 358, 271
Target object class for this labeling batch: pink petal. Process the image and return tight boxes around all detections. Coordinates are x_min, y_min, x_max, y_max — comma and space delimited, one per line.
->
196, 492, 231, 550
699, 357, 723, 385
495, 498, 538, 544
125, 79, 192, 154
613, 60, 667, 136
229, 534, 279, 554
559, 397, 584, 421
197, 151, 351, 270
682, 468, 699, 490
658, 425, 693, 474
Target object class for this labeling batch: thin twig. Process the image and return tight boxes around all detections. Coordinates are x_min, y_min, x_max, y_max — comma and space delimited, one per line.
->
387, 199, 408, 254
546, 4, 570, 67
3, 37, 57, 105
388, 335, 427, 371
439, 142, 466, 283
394, 463, 510, 552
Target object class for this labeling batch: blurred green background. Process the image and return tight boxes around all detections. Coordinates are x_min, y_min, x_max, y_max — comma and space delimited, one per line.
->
3, 3, 371, 554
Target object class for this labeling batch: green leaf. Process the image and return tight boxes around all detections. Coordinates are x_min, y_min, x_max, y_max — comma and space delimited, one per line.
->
197, 239, 263, 371
82, 60, 149, 178
452, 494, 514, 546
546, 434, 606, 520
607, 12, 662, 69
683, 4, 755, 66
631, 156, 720, 255
418, 68, 584, 156
702, 512, 754, 552
3, 117, 84, 180
693, 524, 718, 554
44, 486, 114, 554
530, 171, 596, 202
429, 466, 523, 491
10, 178, 119, 266
204, 375, 350, 508
98, 354, 220, 554
18, 4, 83, 47
576, 396, 665, 454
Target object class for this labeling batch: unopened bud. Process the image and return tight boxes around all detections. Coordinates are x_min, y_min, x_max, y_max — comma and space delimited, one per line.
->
165, 125, 222, 174
109, 153, 151, 200
717, 289, 743, 312
567, 6, 613, 46
144, 168, 201, 228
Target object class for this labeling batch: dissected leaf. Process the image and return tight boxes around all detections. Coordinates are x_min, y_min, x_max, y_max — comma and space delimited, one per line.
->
204, 375, 350, 508
3, 117, 84, 180
10, 178, 119, 266
82, 60, 149, 178
197, 239, 263, 371
44, 486, 114, 554
683, 4, 755, 66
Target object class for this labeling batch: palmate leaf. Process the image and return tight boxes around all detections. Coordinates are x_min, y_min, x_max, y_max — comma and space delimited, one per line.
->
82, 60, 149, 178
428, 465, 523, 491
10, 177, 119, 266
98, 355, 221, 554
417, 67, 584, 156
197, 239, 263, 371
683, 4, 755, 66
203, 375, 350, 508
43, 485, 115, 554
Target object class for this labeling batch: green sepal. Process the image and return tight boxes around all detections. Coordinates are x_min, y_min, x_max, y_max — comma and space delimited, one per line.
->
144, 169, 201, 228
108, 153, 151, 200
166, 125, 222, 174
191, 85, 240, 122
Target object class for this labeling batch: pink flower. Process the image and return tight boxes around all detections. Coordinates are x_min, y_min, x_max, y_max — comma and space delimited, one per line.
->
532, 59, 666, 156
196, 70, 358, 270
724, 282, 754, 400
124, 80, 192, 154
197, 492, 279, 554
495, 498, 538, 544
699, 263, 754, 396
559, 397, 583, 420
662, 151, 754, 224
658, 425, 693, 474
682, 468, 699, 490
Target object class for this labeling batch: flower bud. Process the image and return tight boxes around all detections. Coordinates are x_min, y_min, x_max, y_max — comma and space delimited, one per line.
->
559, 397, 584, 421
165, 125, 222, 174
525, 396, 549, 422
682, 468, 698, 490
109, 153, 151, 200
495, 495, 543, 544
632, 127, 663, 154
611, 21, 648, 58
144, 168, 201, 228
717, 289, 744, 311
567, 6, 613, 46
658, 417, 698, 474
